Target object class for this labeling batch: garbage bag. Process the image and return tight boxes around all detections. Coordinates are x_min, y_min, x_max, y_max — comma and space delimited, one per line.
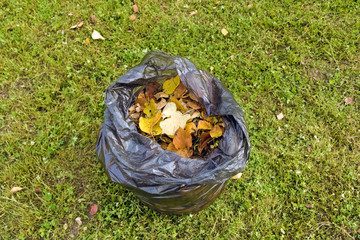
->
96, 51, 251, 214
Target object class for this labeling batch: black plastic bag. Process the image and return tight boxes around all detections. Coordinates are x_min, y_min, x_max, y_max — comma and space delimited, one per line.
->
96, 52, 250, 214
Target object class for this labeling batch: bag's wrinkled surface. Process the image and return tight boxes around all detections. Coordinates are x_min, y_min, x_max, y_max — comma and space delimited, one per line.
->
96, 52, 250, 214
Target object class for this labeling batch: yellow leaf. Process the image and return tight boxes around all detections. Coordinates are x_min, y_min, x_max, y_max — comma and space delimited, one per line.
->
143, 99, 157, 117
197, 120, 212, 130
139, 112, 162, 135
170, 97, 187, 111
221, 28, 229, 36
163, 76, 180, 94
185, 122, 197, 134
231, 172, 242, 179
210, 124, 223, 138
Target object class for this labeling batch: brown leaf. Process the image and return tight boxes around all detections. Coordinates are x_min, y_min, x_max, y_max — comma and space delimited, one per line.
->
145, 81, 160, 98
345, 97, 355, 104
34, 188, 41, 193
77, 22, 84, 28
173, 82, 187, 98
135, 97, 148, 110
89, 204, 98, 215
154, 91, 169, 99
133, 4, 139, 12
130, 14, 136, 20
307, 146, 311, 152
190, 111, 201, 119
198, 132, 212, 153
166, 142, 177, 151
155, 98, 167, 110
173, 127, 192, 149
130, 112, 140, 120
135, 103, 141, 112
128, 105, 136, 113
189, 93, 198, 102
277, 112, 284, 120
248, 4, 253, 7
186, 100, 202, 110
197, 120, 212, 130
210, 124, 224, 138
160, 135, 172, 143
91, 15, 96, 24
10, 187, 23, 193
176, 148, 193, 158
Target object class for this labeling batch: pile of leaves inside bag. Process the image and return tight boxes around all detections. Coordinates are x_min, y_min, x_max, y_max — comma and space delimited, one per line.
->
128, 75, 225, 158
96, 52, 250, 214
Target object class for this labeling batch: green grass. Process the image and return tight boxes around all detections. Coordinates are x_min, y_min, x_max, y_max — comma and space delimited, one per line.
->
1, 0, 359, 239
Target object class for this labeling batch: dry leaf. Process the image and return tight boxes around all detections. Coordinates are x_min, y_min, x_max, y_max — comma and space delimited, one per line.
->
10, 187, 23, 193
143, 99, 157, 117
307, 146, 311, 152
221, 28, 228, 36
173, 127, 192, 149
156, 98, 167, 110
89, 204, 98, 216
173, 82, 187, 98
170, 97, 187, 111
216, 1, 221, 4
277, 112, 284, 120
176, 148, 193, 158
166, 142, 177, 151
92, 30, 105, 40
345, 97, 355, 104
133, 4, 139, 12
163, 76, 180, 94
145, 81, 160, 98
248, 4, 253, 7
231, 172, 242, 179
154, 92, 169, 99
198, 120, 212, 130
139, 112, 162, 135
91, 15, 96, 24
185, 122, 197, 134
130, 112, 140, 120
199, 132, 212, 153
186, 100, 202, 110
210, 124, 223, 138
210, 66, 214, 71
189, 93, 198, 102
130, 14, 136, 20
160, 102, 191, 136
190, 111, 201, 119
305, 203, 314, 209
70, 22, 84, 29
85, 38, 90, 45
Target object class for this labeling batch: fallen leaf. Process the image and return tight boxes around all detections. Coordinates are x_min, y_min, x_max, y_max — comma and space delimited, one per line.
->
68, 13, 73, 16
210, 66, 214, 71
221, 28, 228, 36
133, 4, 138, 12
154, 91, 169, 99
186, 100, 202, 110
210, 124, 224, 138
135, 103, 142, 112
130, 14, 136, 20
277, 112, 284, 120
163, 76, 180, 94
345, 97, 355, 104
305, 203, 314, 209
190, 111, 201, 119
130, 112, 140, 120
160, 102, 191, 136
231, 172, 242, 179
70, 22, 84, 29
189, 93, 198, 102
173, 82, 187, 98
170, 97, 187, 111
307, 146, 311, 152
173, 127, 192, 149
89, 204, 98, 215
143, 99, 157, 117
75, 217, 82, 226
198, 132, 212, 153
155, 98, 167, 110
91, 14, 96, 24
10, 187, 23, 193
145, 81, 160, 98
139, 112, 162, 135
248, 4, 253, 7
198, 120, 212, 130
176, 148, 193, 158
92, 30, 105, 40
185, 122, 197, 134
166, 142, 178, 151
35, 188, 41, 193
216, 1, 221, 4
85, 38, 90, 45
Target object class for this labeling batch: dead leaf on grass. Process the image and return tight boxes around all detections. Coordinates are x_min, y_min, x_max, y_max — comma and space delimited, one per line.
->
277, 112, 284, 120
130, 14, 136, 20
10, 187, 23, 193
345, 97, 355, 104
92, 30, 105, 40
221, 28, 229, 36
89, 204, 98, 216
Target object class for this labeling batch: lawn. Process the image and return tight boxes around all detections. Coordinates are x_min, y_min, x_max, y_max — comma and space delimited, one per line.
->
1, 0, 359, 239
